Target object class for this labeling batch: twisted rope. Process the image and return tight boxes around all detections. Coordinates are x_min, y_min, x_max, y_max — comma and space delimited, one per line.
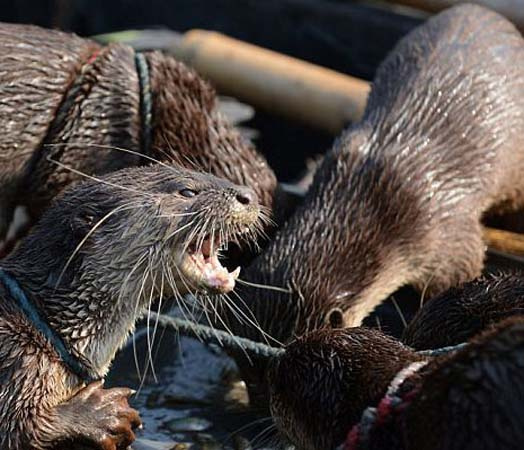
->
150, 313, 284, 358
151, 313, 466, 359
418, 342, 468, 356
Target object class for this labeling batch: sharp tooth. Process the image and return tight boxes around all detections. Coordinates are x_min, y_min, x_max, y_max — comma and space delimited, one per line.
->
230, 267, 241, 279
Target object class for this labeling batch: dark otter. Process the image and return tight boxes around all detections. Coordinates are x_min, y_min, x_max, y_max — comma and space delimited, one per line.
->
215, 4, 524, 401
269, 318, 524, 450
402, 272, 524, 349
0, 163, 260, 449
0, 22, 276, 251
268, 328, 426, 450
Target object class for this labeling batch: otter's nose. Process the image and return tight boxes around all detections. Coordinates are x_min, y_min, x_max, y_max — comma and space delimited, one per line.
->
235, 187, 257, 206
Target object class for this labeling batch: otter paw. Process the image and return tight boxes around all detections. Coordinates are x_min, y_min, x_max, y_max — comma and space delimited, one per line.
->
69, 381, 142, 450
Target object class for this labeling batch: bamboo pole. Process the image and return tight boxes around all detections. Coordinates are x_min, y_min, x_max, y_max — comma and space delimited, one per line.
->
170, 30, 370, 133
483, 227, 524, 256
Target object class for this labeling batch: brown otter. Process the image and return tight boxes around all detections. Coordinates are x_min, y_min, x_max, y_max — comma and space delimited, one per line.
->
0, 22, 276, 252
402, 272, 524, 350
0, 163, 260, 449
214, 4, 524, 402
269, 318, 524, 450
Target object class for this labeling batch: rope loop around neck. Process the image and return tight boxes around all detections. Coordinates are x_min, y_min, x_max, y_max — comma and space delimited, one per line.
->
0, 268, 99, 384
135, 52, 153, 160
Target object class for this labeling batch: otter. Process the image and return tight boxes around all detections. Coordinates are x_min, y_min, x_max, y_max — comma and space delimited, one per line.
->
402, 272, 524, 350
269, 318, 524, 450
213, 3, 524, 402
0, 163, 260, 449
0, 22, 276, 252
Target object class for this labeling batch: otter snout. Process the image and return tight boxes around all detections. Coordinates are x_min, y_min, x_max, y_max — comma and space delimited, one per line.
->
226, 185, 260, 228
147, 168, 264, 296
233, 186, 257, 206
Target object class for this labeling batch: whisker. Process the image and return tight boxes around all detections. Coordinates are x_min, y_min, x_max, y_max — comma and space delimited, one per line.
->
46, 156, 153, 197
391, 296, 408, 329
132, 254, 151, 387
146, 268, 166, 373
156, 211, 199, 218
216, 294, 246, 327
45, 141, 178, 173
144, 259, 160, 383
250, 423, 277, 448
226, 290, 283, 346
225, 416, 274, 443
236, 278, 292, 294
164, 220, 196, 242
162, 256, 198, 326
419, 268, 438, 308
375, 315, 382, 331
55, 201, 143, 289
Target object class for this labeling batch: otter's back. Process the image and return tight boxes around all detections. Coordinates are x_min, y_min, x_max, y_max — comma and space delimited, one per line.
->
0, 24, 98, 180
365, 4, 524, 212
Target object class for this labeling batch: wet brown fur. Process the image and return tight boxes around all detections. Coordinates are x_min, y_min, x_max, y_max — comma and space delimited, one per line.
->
220, 4, 524, 370
0, 22, 276, 242
269, 318, 524, 450
0, 163, 259, 449
397, 317, 524, 450
268, 328, 424, 450
402, 272, 524, 349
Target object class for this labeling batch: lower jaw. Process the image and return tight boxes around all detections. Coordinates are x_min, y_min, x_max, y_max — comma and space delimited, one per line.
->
179, 257, 239, 295
176, 275, 233, 296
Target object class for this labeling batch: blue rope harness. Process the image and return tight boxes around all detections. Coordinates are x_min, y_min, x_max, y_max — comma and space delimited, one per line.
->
0, 268, 98, 384
152, 312, 467, 360
135, 52, 153, 159
151, 312, 285, 359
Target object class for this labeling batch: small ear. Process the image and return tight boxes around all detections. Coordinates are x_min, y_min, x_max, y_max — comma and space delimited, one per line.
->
326, 307, 345, 329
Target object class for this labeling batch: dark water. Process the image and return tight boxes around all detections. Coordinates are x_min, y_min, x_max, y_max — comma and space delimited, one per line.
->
107, 324, 281, 450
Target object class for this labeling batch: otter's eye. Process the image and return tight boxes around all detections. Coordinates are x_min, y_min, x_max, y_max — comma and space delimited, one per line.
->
179, 189, 198, 198
326, 307, 344, 328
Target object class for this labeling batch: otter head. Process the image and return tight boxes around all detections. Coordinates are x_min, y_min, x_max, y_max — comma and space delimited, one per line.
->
4, 163, 261, 372
268, 328, 421, 450
63, 164, 261, 294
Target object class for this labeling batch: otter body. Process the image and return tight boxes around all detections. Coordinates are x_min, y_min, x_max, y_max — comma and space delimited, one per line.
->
225, 3, 524, 343
214, 4, 524, 406
269, 320, 524, 450
0, 22, 276, 248
0, 163, 260, 449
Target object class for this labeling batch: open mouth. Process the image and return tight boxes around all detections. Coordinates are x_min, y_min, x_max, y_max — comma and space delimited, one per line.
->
181, 232, 242, 294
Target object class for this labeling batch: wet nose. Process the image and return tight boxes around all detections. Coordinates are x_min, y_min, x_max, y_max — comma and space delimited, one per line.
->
235, 187, 257, 206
